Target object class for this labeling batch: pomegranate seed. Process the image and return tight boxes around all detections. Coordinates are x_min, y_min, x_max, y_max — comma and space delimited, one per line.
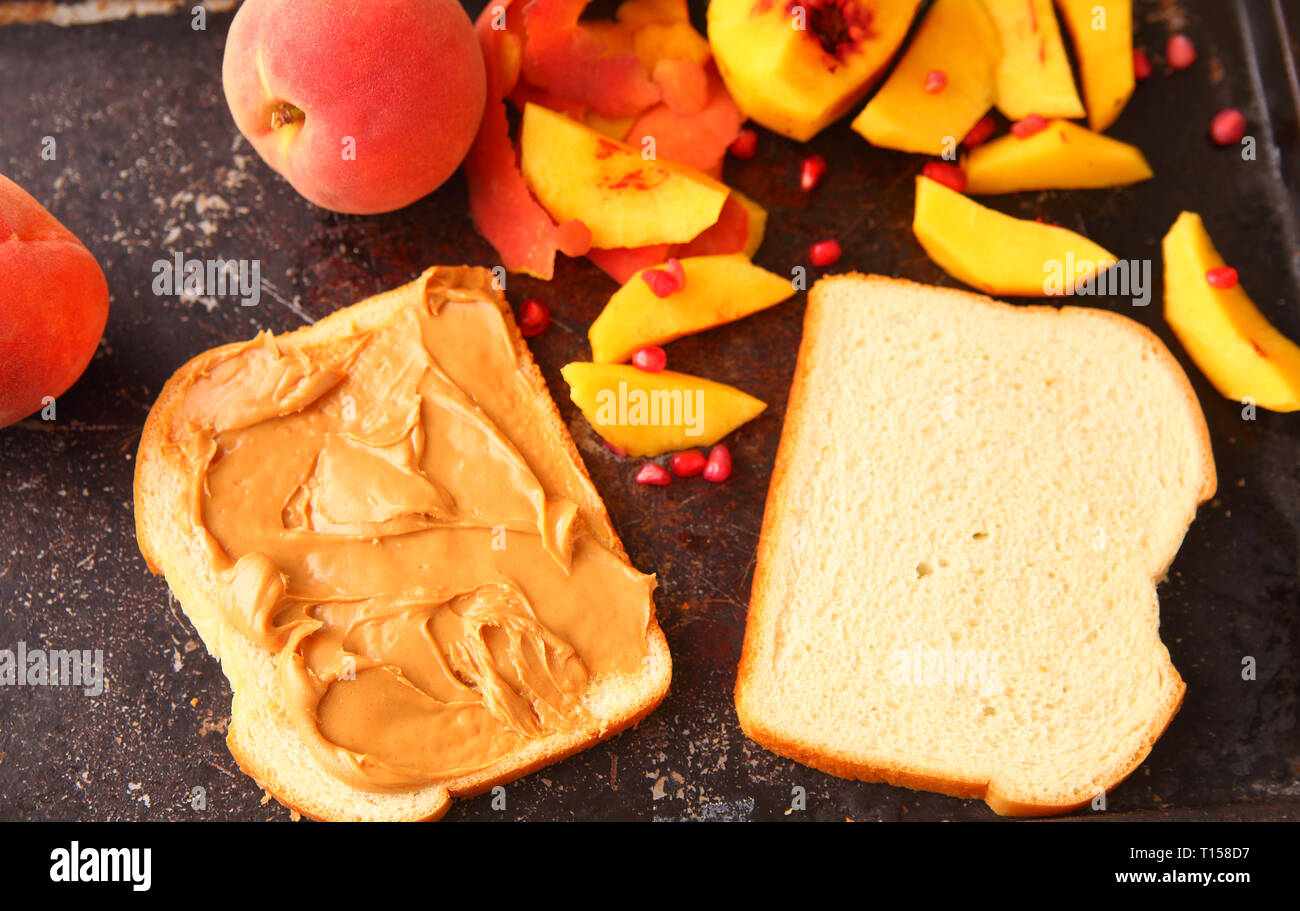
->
1133, 47, 1152, 81
517, 298, 550, 337
1206, 266, 1239, 289
635, 462, 672, 485
1210, 108, 1247, 146
729, 128, 758, 160
670, 449, 707, 477
631, 345, 667, 372
641, 267, 680, 298
702, 444, 732, 483
924, 69, 948, 93
665, 257, 686, 290
963, 115, 997, 149
809, 239, 841, 267
800, 153, 828, 192
604, 439, 627, 457
922, 161, 967, 192
1167, 34, 1196, 70
1011, 114, 1048, 138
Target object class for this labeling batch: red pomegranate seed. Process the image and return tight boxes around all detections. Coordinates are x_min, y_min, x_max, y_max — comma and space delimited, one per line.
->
922, 161, 967, 192
924, 69, 948, 93
1133, 47, 1152, 80
517, 298, 550, 337
642, 267, 680, 298
665, 257, 686, 290
604, 439, 627, 457
729, 128, 758, 160
631, 345, 667, 372
1206, 266, 1239, 289
670, 449, 707, 477
1210, 108, 1247, 146
1167, 34, 1196, 70
800, 153, 828, 191
1011, 114, 1048, 138
702, 444, 732, 483
809, 239, 841, 267
963, 115, 997, 149
635, 462, 672, 485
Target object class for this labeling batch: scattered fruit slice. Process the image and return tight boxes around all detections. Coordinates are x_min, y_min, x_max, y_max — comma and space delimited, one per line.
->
588, 244, 674, 284
653, 59, 710, 115
851, 0, 1000, 156
912, 175, 1117, 297
520, 103, 730, 249
523, 0, 661, 118
981, 0, 1085, 120
511, 79, 588, 120
562, 362, 767, 456
625, 70, 743, 172
1054, 0, 1135, 131
708, 0, 923, 141
583, 110, 637, 140
467, 6, 592, 279
675, 190, 767, 258
635, 20, 712, 71
589, 254, 794, 363
1162, 211, 1300, 411
964, 119, 1152, 193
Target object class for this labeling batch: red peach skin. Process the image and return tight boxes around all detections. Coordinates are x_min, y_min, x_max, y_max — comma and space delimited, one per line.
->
221, 0, 486, 215
0, 174, 109, 428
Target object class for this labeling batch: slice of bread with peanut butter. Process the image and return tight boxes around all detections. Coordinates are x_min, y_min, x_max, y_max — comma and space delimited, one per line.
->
134, 265, 671, 821
736, 274, 1215, 816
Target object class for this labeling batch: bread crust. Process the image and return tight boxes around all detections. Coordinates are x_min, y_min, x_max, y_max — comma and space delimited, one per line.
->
135, 266, 671, 821
735, 274, 1215, 817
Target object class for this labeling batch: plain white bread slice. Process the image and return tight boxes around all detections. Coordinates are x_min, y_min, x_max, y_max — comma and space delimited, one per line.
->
736, 274, 1215, 816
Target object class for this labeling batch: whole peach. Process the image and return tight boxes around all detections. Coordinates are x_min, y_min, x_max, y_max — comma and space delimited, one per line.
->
222, 0, 486, 215
0, 174, 110, 428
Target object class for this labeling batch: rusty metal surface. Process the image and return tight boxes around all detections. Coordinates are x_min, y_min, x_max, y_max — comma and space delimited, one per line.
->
0, 0, 1296, 821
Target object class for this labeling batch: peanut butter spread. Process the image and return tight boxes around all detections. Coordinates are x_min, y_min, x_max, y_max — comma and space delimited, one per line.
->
163, 267, 655, 791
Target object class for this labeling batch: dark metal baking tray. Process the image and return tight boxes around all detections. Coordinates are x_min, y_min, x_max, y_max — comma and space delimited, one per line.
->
0, 0, 1295, 820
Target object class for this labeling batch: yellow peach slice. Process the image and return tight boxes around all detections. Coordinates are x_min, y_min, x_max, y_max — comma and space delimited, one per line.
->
634, 20, 712, 72
520, 102, 730, 249
1163, 212, 1300, 411
851, 0, 1000, 155
981, 0, 1085, 120
964, 119, 1152, 193
589, 254, 794, 363
1054, 0, 1135, 131
583, 110, 637, 140
708, 0, 923, 142
733, 191, 767, 258
912, 175, 1117, 297
561, 362, 767, 456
